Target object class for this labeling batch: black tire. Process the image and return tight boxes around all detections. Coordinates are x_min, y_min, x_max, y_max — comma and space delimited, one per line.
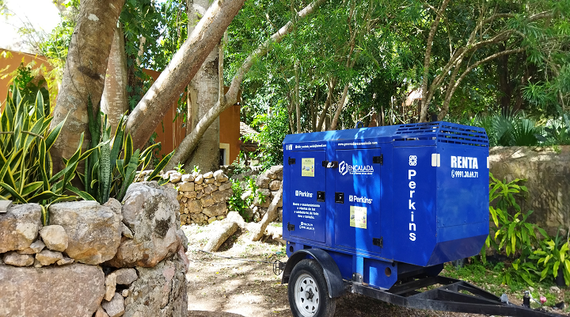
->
288, 259, 336, 317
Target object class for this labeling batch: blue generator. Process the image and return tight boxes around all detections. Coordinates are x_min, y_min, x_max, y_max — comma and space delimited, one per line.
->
280, 122, 498, 317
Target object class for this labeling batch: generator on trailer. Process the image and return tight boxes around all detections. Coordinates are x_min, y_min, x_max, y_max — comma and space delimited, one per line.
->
279, 122, 559, 317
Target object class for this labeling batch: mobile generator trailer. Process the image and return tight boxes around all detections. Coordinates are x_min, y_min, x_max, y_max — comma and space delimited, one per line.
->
279, 121, 559, 317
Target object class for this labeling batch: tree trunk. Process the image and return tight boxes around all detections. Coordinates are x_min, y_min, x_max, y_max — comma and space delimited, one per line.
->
329, 84, 349, 130
184, 0, 221, 172
166, 0, 325, 170
126, 0, 245, 150
101, 24, 129, 135
50, 0, 125, 171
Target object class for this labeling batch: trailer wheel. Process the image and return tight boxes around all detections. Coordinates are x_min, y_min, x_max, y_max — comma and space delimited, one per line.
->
288, 259, 336, 317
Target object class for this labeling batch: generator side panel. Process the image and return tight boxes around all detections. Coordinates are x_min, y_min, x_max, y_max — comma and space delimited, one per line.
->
282, 144, 328, 244
390, 145, 438, 267
427, 143, 489, 265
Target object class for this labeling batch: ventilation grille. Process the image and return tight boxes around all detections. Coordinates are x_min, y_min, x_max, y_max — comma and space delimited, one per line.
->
394, 122, 488, 147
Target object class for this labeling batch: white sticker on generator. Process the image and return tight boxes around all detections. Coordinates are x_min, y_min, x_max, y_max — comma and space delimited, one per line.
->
350, 206, 367, 229
431, 153, 440, 167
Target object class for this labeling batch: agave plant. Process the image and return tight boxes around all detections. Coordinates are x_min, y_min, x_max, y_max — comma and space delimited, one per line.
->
79, 99, 173, 204
0, 86, 97, 223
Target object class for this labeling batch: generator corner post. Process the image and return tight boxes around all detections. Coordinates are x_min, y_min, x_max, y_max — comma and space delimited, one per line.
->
281, 122, 563, 317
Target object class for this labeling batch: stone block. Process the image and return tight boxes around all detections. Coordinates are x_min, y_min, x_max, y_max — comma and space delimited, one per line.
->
39, 225, 68, 252
0, 203, 42, 253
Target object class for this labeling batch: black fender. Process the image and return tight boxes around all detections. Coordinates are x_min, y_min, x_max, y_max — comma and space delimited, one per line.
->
281, 248, 345, 298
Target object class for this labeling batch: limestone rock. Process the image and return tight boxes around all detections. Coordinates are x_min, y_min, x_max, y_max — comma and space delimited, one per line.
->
57, 256, 75, 266
255, 173, 271, 189
121, 222, 134, 238
36, 249, 63, 266
123, 255, 187, 317
200, 196, 215, 208
105, 273, 117, 301
0, 200, 12, 213
0, 203, 42, 253
178, 181, 195, 192
108, 182, 181, 268
18, 239, 46, 255
204, 183, 217, 194
181, 174, 194, 182
202, 203, 227, 218
49, 200, 122, 265
219, 182, 232, 191
169, 172, 182, 183
203, 171, 214, 179
40, 225, 68, 252
3, 252, 34, 267
266, 165, 283, 180
269, 180, 282, 191
0, 264, 105, 316
214, 170, 228, 183
212, 189, 233, 203
102, 293, 124, 317
95, 307, 110, 317
121, 289, 129, 297
194, 174, 204, 185
188, 200, 202, 214
204, 178, 215, 184
114, 268, 138, 285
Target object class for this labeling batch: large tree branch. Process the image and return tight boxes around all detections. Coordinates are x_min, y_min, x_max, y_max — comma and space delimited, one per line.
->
166, 0, 326, 169
438, 48, 525, 120
419, 0, 451, 122
126, 0, 245, 149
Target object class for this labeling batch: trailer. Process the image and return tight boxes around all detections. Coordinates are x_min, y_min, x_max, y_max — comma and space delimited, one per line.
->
279, 121, 560, 317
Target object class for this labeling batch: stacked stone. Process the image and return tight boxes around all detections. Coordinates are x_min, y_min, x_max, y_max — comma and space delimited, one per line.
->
0, 182, 188, 317
138, 169, 233, 225
249, 165, 283, 222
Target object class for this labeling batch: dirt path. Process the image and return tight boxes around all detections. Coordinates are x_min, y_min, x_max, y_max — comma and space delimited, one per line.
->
182, 223, 567, 317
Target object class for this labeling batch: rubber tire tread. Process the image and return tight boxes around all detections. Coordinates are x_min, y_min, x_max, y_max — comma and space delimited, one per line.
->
287, 259, 336, 317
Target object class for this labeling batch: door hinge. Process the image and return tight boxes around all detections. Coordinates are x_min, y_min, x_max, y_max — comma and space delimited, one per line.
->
288, 157, 296, 165
287, 223, 295, 231
373, 155, 383, 165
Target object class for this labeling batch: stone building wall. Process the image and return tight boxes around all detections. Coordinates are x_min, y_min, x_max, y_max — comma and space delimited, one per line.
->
0, 182, 188, 317
489, 145, 570, 235
150, 166, 284, 226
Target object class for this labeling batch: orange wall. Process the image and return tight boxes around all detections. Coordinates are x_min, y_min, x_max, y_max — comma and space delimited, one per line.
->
0, 49, 52, 105
219, 104, 241, 164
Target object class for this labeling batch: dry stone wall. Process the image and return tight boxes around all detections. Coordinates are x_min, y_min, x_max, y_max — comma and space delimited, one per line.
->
143, 166, 284, 226
0, 182, 188, 317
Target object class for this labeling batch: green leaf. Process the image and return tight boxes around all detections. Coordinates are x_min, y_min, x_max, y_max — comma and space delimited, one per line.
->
147, 151, 174, 181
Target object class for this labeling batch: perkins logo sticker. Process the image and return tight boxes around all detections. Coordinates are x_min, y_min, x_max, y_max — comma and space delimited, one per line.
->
338, 161, 374, 176
295, 190, 313, 198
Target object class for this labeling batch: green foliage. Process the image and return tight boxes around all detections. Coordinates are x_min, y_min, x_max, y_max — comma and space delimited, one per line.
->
80, 99, 172, 203
244, 107, 290, 170
531, 230, 570, 286
174, 162, 185, 175
0, 86, 95, 223
227, 176, 266, 222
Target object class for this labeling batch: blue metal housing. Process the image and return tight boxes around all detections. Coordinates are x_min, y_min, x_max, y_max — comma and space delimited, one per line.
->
282, 122, 489, 290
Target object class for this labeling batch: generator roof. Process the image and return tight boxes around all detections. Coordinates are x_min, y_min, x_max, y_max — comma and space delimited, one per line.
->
283, 122, 488, 147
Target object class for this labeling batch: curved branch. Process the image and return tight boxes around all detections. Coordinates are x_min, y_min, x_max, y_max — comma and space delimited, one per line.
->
166, 0, 326, 169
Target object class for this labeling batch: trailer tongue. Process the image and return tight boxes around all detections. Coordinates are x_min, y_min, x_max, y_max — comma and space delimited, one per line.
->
279, 122, 561, 317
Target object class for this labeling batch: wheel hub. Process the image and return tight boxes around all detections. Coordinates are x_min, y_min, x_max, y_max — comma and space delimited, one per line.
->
294, 273, 320, 317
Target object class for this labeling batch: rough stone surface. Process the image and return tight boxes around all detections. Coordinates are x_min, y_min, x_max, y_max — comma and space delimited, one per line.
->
18, 239, 45, 255
114, 268, 138, 285
181, 174, 194, 182
108, 182, 181, 268
266, 165, 283, 180
490, 146, 570, 235
256, 174, 271, 189
203, 171, 214, 179
49, 200, 122, 265
36, 249, 64, 266
121, 222, 134, 238
0, 203, 42, 253
123, 254, 187, 317
95, 307, 110, 317
212, 189, 232, 203
187, 200, 202, 214
102, 292, 124, 317
169, 172, 182, 183
0, 264, 105, 317
57, 256, 75, 266
3, 251, 34, 267
269, 180, 282, 191
219, 182, 232, 191
40, 225, 68, 252
194, 174, 203, 184
214, 170, 228, 182
105, 272, 117, 301
202, 202, 227, 218
178, 181, 195, 192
